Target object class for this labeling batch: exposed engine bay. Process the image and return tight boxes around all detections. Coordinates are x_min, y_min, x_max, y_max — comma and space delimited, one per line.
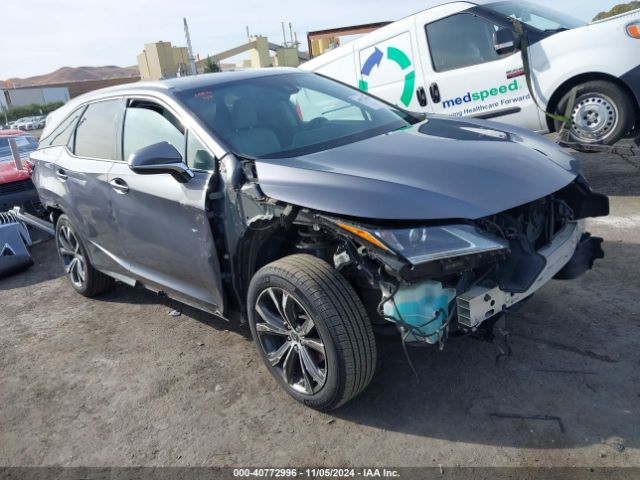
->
216, 157, 608, 351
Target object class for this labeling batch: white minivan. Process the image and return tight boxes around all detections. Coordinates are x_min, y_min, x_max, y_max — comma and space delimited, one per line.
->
301, 1, 640, 145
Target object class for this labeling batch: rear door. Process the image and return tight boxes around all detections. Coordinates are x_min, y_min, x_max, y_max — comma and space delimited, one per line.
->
107, 97, 224, 311
53, 98, 130, 277
414, 8, 545, 130
31, 107, 85, 214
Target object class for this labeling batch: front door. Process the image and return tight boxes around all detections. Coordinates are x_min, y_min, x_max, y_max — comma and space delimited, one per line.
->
108, 98, 224, 311
414, 9, 546, 131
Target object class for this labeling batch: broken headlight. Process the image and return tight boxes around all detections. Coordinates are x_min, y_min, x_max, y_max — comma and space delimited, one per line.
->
338, 222, 508, 266
375, 225, 508, 265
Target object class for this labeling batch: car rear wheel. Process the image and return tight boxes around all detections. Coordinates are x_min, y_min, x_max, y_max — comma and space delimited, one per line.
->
55, 214, 113, 297
555, 80, 636, 147
247, 254, 377, 411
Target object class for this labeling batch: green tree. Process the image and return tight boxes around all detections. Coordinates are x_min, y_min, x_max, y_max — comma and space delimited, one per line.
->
2, 101, 65, 123
203, 57, 221, 73
593, 1, 640, 21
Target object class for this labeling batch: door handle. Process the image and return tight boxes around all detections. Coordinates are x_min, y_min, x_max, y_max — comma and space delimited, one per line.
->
429, 83, 441, 104
55, 168, 68, 181
109, 178, 129, 194
416, 87, 428, 107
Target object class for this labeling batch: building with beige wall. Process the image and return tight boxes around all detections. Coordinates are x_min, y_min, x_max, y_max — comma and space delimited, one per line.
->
137, 41, 191, 81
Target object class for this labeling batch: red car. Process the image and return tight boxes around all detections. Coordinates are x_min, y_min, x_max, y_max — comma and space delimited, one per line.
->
0, 130, 42, 214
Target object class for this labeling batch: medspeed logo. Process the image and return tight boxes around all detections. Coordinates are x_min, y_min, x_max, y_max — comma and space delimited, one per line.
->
442, 80, 521, 110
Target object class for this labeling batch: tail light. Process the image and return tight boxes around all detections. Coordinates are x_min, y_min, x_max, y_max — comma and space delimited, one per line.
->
626, 21, 640, 39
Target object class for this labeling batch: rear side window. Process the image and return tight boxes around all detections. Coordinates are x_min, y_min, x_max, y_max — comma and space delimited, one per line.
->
74, 100, 122, 159
39, 108, 84, 149
122, 101, 185, 162
426, 14, 502, 72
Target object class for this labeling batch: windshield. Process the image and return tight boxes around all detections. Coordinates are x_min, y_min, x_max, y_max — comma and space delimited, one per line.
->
484, 1, 586, 32
0, 136, 37, 162
178, 73, 413, 159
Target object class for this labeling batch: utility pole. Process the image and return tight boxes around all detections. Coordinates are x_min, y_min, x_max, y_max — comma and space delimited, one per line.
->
183, 18, 198, 76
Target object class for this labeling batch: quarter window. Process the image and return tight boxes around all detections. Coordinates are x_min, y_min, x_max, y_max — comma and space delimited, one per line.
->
38, 107, 84, 149
186, 132, 214, 171
123, 101, 185, 162
426, 14, 505, 72
74, 100, 121, 159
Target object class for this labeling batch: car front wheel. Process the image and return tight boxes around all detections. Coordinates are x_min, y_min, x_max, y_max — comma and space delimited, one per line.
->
556, 80, 636, 146
247, 254, 377, 411
55, 214, 113, 297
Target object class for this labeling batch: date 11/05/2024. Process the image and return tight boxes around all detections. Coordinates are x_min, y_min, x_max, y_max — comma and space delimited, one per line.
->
233, 468, 401, 478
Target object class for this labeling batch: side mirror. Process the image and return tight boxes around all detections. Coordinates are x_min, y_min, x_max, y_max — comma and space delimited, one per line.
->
493, 28, 520, 55
128, 142, 194, 183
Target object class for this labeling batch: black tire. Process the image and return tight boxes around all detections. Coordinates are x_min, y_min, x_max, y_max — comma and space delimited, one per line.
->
247, 254, 377, 411
55, 214, 114, 297
555, 80, 636, 147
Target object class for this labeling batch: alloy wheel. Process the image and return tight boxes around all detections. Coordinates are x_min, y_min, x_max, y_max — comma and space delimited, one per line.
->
570, 94, 619, 143
254, 287, 327, 395
57, 225, 86, 289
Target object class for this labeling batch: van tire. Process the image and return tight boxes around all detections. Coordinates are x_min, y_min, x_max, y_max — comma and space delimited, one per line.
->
247, 254, 377, 411
55, 215, 114, 297
555, 80, 636, 147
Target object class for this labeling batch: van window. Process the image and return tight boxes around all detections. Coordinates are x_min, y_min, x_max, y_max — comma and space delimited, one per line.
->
426, 14, 503, 72
484, 1, 584, 32
123, 101, 185, 162
74, 100, 121, 159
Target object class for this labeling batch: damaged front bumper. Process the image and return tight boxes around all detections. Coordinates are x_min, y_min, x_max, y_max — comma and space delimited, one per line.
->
457, 221, 603, 329
317, 176, 608, 346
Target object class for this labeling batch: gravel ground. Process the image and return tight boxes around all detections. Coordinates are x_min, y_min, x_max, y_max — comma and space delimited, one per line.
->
0, 145, 639, 468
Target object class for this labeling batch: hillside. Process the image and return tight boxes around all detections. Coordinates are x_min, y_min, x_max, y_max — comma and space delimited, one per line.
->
5, 65, 140, 87
593, 1, 640, 21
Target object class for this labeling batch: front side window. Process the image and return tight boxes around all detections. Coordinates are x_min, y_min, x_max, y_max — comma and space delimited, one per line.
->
426, 14, 504, 72
178, 72, 412, 159
122, 101, 185, 162
74, 100, 121, 159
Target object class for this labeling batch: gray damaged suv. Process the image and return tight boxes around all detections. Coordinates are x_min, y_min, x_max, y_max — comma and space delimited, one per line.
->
32, 69, 608, 410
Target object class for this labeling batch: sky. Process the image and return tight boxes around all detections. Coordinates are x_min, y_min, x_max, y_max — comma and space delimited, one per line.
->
1, 0, 622, 79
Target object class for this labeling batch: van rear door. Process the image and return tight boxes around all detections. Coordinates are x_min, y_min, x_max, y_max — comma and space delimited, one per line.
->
414, 7, 545, 131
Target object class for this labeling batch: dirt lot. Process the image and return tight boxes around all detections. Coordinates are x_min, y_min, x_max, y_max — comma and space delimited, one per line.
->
1, 146, 639, 468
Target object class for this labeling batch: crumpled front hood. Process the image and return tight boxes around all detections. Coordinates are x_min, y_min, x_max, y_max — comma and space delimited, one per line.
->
254, 117, 580, 221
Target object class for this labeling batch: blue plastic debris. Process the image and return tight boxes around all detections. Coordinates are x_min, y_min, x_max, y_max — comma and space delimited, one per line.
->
383, 280, 456, 344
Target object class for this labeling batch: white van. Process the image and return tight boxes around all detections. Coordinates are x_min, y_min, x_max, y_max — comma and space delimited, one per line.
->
301, 1, 640, 145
